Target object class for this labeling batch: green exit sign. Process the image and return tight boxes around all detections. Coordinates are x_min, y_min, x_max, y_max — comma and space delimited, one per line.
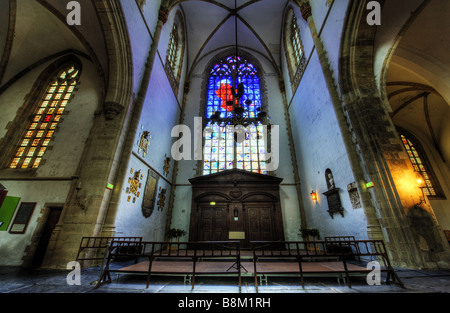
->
366, 182, 374, 189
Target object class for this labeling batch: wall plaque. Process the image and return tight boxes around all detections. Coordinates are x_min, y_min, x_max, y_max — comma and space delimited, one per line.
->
322, 188, 344, 219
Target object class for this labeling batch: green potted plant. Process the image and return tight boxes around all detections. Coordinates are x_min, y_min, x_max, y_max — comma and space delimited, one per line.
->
168, 228, 186, 242
299, 228, 321, 241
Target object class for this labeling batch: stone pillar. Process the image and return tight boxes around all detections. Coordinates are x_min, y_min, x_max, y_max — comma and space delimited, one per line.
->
40, 2, 169, 270
317, 0, 449, 268
298, 1, 383, 241
165, 81, 190, 240
101, 5, 170, 236
279, 80, 307, 229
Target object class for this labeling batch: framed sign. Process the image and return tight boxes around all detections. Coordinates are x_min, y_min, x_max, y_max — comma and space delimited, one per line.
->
142, 169, 159, 218
0, 196, 20, 231
9, 202, 36, 234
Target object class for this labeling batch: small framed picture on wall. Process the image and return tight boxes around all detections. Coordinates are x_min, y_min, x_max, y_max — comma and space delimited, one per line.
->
9, 202, 36, 234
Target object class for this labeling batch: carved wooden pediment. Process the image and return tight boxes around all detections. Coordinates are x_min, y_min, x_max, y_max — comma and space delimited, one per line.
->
189, 169, 283, 186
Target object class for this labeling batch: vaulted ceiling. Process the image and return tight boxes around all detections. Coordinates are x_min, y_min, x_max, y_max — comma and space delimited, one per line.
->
384, 0, 450, 162
178, 0, 288, 77
0, 0, 107, 89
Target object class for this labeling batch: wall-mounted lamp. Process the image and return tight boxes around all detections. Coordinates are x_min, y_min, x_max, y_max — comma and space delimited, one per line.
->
233, 207, 239, 221
75, 181, 86, 210
415, 173, 426, 188
106, 183, 114, 190
414, 172, 427, 207
210, 202, 216, 206
310, 190, 317, 202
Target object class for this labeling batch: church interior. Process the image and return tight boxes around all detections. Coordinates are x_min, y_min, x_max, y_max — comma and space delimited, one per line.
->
0, 0, 449, 290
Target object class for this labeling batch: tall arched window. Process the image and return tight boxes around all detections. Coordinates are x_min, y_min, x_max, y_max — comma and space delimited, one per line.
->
9, 63, 80, 169
167, 23, 179, 72
399, 131, 445, 198
283, 7, 306, 89
291, 15, 304, 68
203, 55, 267, 175
165, 11, 185, 94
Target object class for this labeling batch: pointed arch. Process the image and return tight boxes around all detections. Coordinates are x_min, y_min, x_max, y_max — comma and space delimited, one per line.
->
201, 52, 268, 175
283, 6, 306, 90
0, 55, 83, 169
165, 10, 186, 95
397, 127, 445, 199
6, 56, 82, 169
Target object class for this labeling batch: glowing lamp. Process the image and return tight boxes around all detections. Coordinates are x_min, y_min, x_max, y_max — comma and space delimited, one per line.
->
106, 183, 114, 190
310, 190, 317, 201
366, 182, 374, 189
415, 173, 426, 188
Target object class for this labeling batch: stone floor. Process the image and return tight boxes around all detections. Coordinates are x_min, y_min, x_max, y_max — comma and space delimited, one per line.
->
0, 263, 448, 312
0, 263, 449, 294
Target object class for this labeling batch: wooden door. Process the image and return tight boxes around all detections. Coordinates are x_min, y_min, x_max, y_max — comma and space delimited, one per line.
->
32, 207, 62, 267
197, 205, 228, 242
246, 205, 275, 243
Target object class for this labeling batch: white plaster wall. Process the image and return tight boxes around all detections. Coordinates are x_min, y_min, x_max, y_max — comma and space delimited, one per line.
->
0, 56, 100, 266
120, 0, 153, 95
0, 180, 71, 266
289, 49, 368, 240
319, 0, 350, 90
113, 26, 182, 241
114, 156, 169, 242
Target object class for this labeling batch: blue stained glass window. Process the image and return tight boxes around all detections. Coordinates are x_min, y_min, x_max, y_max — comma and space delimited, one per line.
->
203, 55, 267, 176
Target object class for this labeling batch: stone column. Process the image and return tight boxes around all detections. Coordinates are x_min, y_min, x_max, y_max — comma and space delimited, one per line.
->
101, 5, 170, 236
279, 80, 307, 229
298, 1, 383, 241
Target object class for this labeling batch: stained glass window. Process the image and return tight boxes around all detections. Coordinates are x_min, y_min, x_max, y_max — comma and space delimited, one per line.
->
203, 56, 267, 176
291, 15, 303, 68
167, 23, 179, 72
400, 134, 443, 197
9, 64, 80, 169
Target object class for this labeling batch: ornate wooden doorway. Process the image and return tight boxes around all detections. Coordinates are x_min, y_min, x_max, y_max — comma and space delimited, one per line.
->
189, 169, 284, 248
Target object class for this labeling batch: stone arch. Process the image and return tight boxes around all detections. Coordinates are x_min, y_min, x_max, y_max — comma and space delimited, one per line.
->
339, 0, 450, 268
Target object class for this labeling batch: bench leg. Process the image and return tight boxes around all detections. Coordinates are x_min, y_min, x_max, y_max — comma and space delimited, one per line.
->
146, 257, 154, 289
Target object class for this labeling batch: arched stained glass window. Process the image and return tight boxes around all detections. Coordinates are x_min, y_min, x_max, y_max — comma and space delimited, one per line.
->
291, 15, 303, 67
165, 11, 185, 93
203, 56, 267, 175
167, 23, 179, 73
400, 133, 444, 198
283, 7, 306, 89
9, 64, 80, 169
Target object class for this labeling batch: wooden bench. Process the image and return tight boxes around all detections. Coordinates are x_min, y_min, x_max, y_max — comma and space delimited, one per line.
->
94, 240, 243, 290
75, 236, 143, 265
90, 238, 404, 291
324, 236, 362, 261
250, 240, 404, 290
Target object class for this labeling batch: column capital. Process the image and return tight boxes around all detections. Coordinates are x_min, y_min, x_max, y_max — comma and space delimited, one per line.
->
158, 7, 169, 24
300, 2, 312, 21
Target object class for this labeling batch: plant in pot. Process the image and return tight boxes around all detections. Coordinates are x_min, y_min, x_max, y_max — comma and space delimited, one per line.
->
299, 228, 321, 252
299, 227, 321, 241
167, 228, 186, 252
168, 228, 186, 242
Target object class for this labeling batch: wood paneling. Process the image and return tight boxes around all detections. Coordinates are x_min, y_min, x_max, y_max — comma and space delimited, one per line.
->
189, 169, 284, 248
